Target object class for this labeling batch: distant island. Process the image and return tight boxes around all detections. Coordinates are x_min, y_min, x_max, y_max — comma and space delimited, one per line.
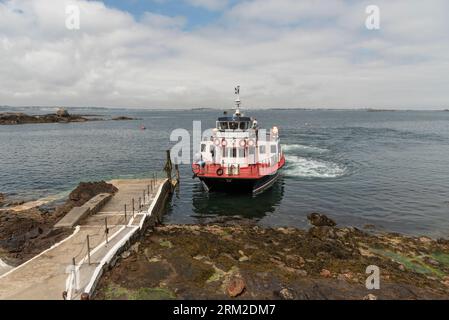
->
365, 108, 396, 112
111, 116, 141, 121
0, 108, 139, 125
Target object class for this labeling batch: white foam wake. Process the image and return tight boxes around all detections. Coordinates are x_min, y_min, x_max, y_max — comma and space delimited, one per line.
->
282, 144, 328, 153
284, 155, 346, 178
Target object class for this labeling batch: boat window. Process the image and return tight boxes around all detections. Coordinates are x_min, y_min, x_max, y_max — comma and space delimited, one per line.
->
259, 145, 266, 154
229, 122, 238, 130
201, 143, 206, 152
249, 147, 255, 155
221, 122, 229, 130
239, 122, 247, 130
238, 148, 245, 158
271, 145, 277, 154
232, 147, 237, 158
222, 147, 226, 158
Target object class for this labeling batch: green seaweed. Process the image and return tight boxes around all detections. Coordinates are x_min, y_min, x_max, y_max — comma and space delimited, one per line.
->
371, 248, 445, 278
429, 252, 449, 266
102, 284, 176, 300
131, 287, 176, 300
159, 239, 173, 248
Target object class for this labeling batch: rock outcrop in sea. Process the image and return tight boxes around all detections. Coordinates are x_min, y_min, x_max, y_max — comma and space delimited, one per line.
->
0, 111, 90, 125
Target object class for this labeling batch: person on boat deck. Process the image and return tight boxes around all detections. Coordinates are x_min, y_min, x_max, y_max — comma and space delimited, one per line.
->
210, 145, 216, 162
252, 119, 258, 129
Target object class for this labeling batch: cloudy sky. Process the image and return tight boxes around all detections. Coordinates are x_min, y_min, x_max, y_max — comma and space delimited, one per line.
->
0, 0, 448, 109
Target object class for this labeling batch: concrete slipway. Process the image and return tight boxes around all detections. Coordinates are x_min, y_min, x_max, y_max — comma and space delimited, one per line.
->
0, 178, 173, 300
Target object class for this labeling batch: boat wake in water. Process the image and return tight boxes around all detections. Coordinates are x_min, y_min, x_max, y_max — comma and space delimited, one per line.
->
284, 155, 346, 178
282, 144, 328, 154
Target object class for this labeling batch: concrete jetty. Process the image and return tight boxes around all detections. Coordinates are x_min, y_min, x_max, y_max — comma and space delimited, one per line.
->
0, 178, 173, 300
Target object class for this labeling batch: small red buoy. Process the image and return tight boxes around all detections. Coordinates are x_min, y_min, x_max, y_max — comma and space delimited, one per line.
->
140, 125, 146, 130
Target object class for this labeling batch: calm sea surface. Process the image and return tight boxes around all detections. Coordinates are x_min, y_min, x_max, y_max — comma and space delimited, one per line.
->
1, 107, 448, 237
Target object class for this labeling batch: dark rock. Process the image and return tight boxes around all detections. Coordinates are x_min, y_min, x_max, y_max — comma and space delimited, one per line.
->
308, 226, 336, 240
307, 213, 336, 227
0, 112, 92, 125
111, 116, 138, 121
68, 181, 118, 206
26, 227, 43, 239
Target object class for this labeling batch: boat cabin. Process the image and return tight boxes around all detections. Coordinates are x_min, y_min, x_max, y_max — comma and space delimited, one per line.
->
216, 116, 253, 131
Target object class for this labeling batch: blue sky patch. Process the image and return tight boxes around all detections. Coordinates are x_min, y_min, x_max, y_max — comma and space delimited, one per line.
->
102, 0, 227, 29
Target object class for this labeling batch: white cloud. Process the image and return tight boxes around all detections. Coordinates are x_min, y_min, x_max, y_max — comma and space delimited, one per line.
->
0, 0, 448, 109
185, 0, 228, 11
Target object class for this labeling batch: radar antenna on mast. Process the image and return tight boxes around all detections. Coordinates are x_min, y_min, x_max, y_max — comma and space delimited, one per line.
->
234, 85, 241, 116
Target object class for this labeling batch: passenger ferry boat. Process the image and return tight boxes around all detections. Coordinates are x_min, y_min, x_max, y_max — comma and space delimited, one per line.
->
192, 86, 285, 194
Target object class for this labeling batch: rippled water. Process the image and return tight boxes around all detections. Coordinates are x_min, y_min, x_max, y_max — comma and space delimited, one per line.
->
1, 107, 449, 237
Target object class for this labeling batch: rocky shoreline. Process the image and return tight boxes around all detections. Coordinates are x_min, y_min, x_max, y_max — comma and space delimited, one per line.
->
0, 181, 117, 266
1, 183, 449, 300
94, 218, 449, 300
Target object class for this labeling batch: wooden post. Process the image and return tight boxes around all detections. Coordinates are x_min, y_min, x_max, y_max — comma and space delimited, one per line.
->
164, 150, 173, 184
143, 190, 146, 204
132, 198, 134, 216
71, 257, 76, 295
139, 197, 142, 211
175, 164, 180, 183
125, 204, 128, 224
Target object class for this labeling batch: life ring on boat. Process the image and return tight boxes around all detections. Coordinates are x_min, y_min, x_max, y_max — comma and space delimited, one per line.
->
248, 139, 255, 147
214, 138, 221, 146
192, 163, 201, 174
216, 168, 224, 176
239, 139, 247, 147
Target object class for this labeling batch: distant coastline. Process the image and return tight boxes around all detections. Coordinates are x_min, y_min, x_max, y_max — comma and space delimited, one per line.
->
0, 108, 140, 125
1, 106, 448, 112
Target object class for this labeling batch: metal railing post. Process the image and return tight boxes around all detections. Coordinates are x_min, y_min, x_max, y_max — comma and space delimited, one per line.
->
125, 204, 128, 224
71, 257, 77, 295
105, 217, 109, 244
86, 235, 91, 265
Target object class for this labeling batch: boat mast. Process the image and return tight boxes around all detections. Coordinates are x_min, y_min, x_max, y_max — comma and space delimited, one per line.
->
234, 85, 241, 116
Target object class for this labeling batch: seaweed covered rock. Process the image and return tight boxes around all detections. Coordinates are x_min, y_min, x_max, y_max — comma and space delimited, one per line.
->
307, 213, 336, 227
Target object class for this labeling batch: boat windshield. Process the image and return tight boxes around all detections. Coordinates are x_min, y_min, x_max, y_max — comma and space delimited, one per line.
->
218, 122, 229, 130
217, 121, 250, 130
